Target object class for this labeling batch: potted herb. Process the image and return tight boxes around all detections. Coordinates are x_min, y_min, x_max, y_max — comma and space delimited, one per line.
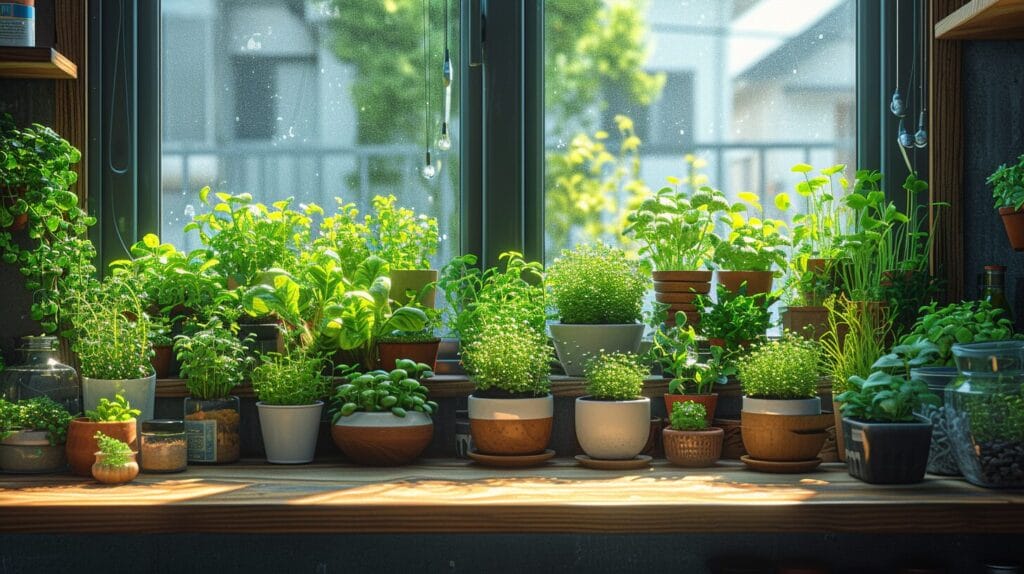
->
65, 394, 140, 476
367, 195, 440, 308
738, 336, 831, 467
575, 352, 651, 460
836, 342, 939, 484
0, 397, 72, 473
663, 400, 723, 468
91, 432, 140, 485
149, 323, 175, 380
330, 359, 437, 466
988, 153, 1024, 251
780, 265, 835, 340
789, 163, 849, 266
175, 319, 254, 464
377, 306, 441, 371
714, 193, 789, 296
651, 318, 728, 422
625, 185, 735, 325
694, 285, 773, 351
547, 242, 649, 377
67, 277, 156, 421
251, 351, 330, 464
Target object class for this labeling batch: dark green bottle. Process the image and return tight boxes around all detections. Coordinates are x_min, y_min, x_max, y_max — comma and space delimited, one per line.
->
981, 265, 1013, 322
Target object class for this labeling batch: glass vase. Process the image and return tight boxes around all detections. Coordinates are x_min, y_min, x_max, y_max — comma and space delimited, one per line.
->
0, 336, 79, 415
184, 396, 240, 463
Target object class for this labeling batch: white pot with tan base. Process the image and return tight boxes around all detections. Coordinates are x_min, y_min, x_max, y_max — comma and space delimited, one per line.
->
468, 394, 553, 455
575, 396, 651, 460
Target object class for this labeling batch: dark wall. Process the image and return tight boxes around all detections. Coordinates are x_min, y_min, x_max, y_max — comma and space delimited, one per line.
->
962, 41, 1024, 322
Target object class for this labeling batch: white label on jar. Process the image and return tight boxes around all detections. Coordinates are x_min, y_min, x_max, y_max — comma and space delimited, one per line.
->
185, 420, 217, 462
0, 4, 35, 47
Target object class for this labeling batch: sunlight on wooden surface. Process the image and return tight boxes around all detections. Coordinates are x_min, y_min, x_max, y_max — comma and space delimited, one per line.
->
0, 479, 248, 506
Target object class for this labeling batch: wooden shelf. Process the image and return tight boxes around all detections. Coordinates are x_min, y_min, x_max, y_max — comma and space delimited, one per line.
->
935, 0, 1024, 40
0, 47, 77, 80
1, 459, 1022, 534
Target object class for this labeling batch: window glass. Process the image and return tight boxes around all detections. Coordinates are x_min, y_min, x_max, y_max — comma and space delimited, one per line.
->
161, 0, 460, 268
543, 0, 856, 262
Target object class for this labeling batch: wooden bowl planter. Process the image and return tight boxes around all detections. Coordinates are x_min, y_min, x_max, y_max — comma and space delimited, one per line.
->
652, 271, 711, 326
575, 396, 651, 460
715, 270, 773, 297
741, 405, 832, 463
257, 401, 324, 464
0, 431, 66, 473
82, 373, 157, 422
332, 411, 434, 466
663, 393, 717, 424
389, 269, 438, 308
842, 416, 932, 484
377, 339, 440, 372
91, 452, 140, 484
468, 394, 553, 455
65, 418, 137, 476
663, 427, 723, 467
999, 206, 1024, 251
549, 323, 644, 377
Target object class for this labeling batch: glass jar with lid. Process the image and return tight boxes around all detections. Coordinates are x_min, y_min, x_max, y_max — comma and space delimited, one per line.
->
140, 419, 187, 473
948, 341, 1024, 488
0, 336, 79, 415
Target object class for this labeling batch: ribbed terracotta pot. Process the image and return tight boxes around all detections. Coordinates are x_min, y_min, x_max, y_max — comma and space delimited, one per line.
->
781, 306, 829, 340
663, 427, 723, 467
390, 269, 438, 308
999, 207, 1024, 251
377, 340, 440, 371
66, 418, 138, 476
716, 270, 774, 296
332, 411, 433, 466
469, 394, 553, 455
653, 271, 711, 327
741, 411, 832, 462
663, 393, 718, 423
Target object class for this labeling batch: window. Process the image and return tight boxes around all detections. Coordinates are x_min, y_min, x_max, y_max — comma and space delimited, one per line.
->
159, 0, 460, 269
543, 0, 857, 261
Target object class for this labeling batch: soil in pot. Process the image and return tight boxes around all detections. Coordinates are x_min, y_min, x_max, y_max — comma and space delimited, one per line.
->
377, 339, 440, 372
663, 427, 723, 467
663, 393, 717, 423
842, 416, 932, 484
469, 393, 553, 456
999, 207, 1024, 252
65, 419, 138, 476
332, 411, 433, 466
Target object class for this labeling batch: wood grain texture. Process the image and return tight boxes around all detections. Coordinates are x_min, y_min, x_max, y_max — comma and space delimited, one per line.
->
931, 0, 965, 302
0, 47, 77, 79
935, 0, 1024, 39
54, 0, 87, 205
0, 459, 1022, 534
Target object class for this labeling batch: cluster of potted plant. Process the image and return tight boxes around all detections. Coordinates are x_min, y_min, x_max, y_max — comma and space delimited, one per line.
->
65, 394, 140, 477
0, 396, 73, 473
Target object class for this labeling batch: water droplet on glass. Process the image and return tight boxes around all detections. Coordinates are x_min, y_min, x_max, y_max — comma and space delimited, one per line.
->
183, 204, 195, 218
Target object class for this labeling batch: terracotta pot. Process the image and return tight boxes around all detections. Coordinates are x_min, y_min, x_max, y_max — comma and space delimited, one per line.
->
575, 396, 651, 460
331, 411, 433, 466
390, 269, 439, 308
66, 418, 137, 476
377, 339, 440, 371
1, 186, 28, 231
805, 258, 830, 274
469, 394, 553, 455
151, 345, 173, 379
781, 306, 829, 340
716, 270, 774, 296
832, 399, 846, 462
663, 427, 723, 467
652, 271, 712, 294
740, 411, 833, 462
1000, 207, 1024, 251
91, 452, 140, 484
655, 292, 700, 304
663, 393, 718, 423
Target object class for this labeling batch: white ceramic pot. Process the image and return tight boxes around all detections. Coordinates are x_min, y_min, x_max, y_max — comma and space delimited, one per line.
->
742, 396, 821, 416
256, 401, 324, 464
468, 394, 554, 455
575, 396, 651, 460
82, 373, 157, 421
549, 323, 644, 377
0, 430, 67, 473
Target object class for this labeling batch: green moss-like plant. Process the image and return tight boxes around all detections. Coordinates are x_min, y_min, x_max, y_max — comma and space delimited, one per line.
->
462, 321, 552, 396
669, 400, 708, 431
738, 336, 820, 400
584, 352, 646, 401
93, 432, 133, 468
547, 242, 648, 325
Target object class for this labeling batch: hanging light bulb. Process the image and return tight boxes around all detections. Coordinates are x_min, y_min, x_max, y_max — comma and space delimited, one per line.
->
898, 118, 914, 149
437, 122, 452, 151
890, 88, 907, 118
914, 109, 928, 148
421, 151, 436, 180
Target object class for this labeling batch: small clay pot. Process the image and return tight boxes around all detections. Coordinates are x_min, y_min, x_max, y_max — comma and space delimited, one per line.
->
663, 393, 718, 423
999, 207, 1024, 251
663, 427, 723, 467
91, 452, 140, 484
781, 306, 829, 340
715, 270, 774, 296
66, 418, 138, 476
377, 340, 440, 371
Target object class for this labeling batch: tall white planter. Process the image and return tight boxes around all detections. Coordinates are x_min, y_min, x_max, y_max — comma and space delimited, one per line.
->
82, 373, 156, 421
257, 401, 324, 464
575, 396, 651, 460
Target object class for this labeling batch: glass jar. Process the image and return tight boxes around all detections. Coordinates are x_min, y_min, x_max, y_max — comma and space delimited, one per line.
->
140, 419, 187, 473
910, 367, 962, 476
184, 396, 240, 463
0, 336, 79, 414
948, 341, 1024, 488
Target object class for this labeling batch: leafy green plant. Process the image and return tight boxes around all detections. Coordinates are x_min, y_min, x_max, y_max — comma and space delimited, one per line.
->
836, 340, 941, 422
694, 285, 773, 349
66, 277, 154, 380
365, 194, 439, 270
462, 320, 552, 397
251, 351, 330, 406
713, 193, 789, 272
818, 295, 891, 396
584, 352, 646, 401
669, 400, 708, 431
624, 185, 735, 271
988, 153, 1024, 210
0, 397, 73, 445
899, 300, 1018, 366
330, 359, 437, 420
547, 242, 648, 324
0, 115, 97, 333
835, 170, 895, 301
175, 320, 254, 400
738, 336, 820, 400
666, 347, 732, 396
789, 163, 850, 260
85, 394, 140, 423
93, 432, 134, 467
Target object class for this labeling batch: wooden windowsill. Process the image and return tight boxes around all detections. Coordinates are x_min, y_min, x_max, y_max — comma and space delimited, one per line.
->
1, 459, 1021, 534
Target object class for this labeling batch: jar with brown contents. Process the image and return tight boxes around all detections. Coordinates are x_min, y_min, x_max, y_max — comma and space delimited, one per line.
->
140, 419, 187, 473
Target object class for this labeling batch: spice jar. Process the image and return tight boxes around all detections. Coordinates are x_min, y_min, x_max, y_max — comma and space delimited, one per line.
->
140, 419, 187, 473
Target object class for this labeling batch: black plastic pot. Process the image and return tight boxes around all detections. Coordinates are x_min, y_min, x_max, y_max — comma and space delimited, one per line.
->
842, 415, 932, 484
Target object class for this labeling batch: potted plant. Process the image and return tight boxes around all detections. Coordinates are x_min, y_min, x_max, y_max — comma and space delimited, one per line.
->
625, 185, 735, 325
738, 336, 831, 467
67, 277, 156, 421
789, 163, 849, 269
0, 397, 72, 473
367, 195, 440, 308
377, 306, 442, 371
65, 394, 140, 476
988, 153, 1024, 251
330, 359, 437, 466
575, 352, 651, 460
547, 242, 649, 377
714, 193, 789, 296
694, 285, 773, 351
175, 319, 254, 464
780, 266, 835, 340
91, 432, 140, 485
251, 351, 330, 464
836, 342, 939, 484
149, 323, 175, 380
650, 318, 729, 422
663, 400, 723, 468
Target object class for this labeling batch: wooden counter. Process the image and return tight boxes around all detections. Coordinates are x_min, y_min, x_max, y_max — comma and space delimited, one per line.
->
1, 459, 1022, 535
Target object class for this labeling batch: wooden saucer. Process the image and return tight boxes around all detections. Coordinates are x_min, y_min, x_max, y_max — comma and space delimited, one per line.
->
740, 455, 822, 474
575, 454, 653, 470
468, 449, 556, 468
